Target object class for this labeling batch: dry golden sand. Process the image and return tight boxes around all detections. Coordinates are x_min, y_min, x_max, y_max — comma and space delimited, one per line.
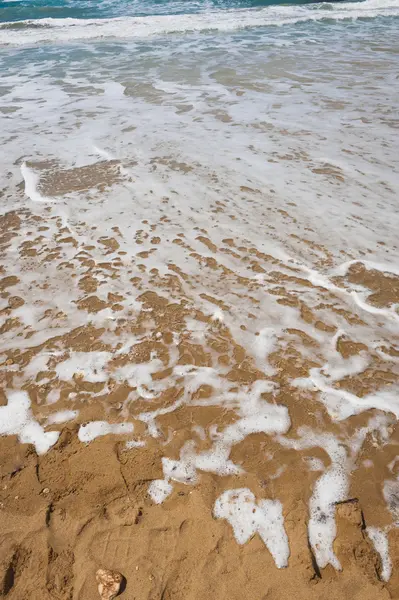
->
0, 187, 399, 600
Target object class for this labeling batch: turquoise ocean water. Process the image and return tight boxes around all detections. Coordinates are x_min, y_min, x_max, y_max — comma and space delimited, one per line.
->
0, 0, 398, 306
1, 0, 398, 243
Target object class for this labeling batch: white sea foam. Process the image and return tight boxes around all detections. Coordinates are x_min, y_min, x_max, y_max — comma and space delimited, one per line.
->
279, 415, 392, 570
182, 380, 288, 476
333, 260, 399, 279
125, 439, 146, 449
211, 308, 224, 323
46, 389, 61, 405
139, 397, 184, 438
294, 353, 399, 420
350, 291, 399, 323
56, 352, 112, 383
383, 478, 399, 520
1, 0, 399, 46
367, 527, 392, 581
78, 420, 134, 442
46, 409, 78, 425
113, 358, 164, 389
252, 328, 277, 376
146, 380, 290, 500
280, 431, 350, 571
304, 456, 325, 472
376, 475, 399, 581
148, 478, 174, 504
21, 162, 55, 203
214, 488, 290, 568
0, 390, 59, 454
309, 457, 348, 570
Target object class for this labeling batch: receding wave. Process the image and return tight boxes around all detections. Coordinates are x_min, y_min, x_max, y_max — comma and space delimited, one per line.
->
0, 0, 398, 45
0, 20, 49, 30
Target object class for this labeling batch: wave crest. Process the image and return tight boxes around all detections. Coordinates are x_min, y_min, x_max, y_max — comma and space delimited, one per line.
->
0, 0, 398, 46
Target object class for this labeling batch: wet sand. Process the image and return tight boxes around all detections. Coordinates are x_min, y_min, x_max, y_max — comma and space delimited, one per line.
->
1, 168, 399, 599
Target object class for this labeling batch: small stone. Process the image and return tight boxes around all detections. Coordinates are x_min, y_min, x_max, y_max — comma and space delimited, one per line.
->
42, 488, 50, 495
96, 568, 123, 600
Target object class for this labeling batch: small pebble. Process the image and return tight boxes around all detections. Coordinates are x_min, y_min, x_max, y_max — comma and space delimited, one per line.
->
96, 568, 123, 600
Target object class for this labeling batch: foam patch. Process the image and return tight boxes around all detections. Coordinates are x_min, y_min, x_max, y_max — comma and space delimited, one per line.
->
78, 421, 134, 443
214, 488, 290, 568
0, 390, 59, 455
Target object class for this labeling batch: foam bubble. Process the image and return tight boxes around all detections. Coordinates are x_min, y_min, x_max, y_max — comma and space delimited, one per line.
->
78, 421, 134, 443
279, 415, 392, 571
0, 390, 59, 455
21, 162, 55, 203
367, 527, 392, 581
144, 380, 290, 506
308, 460, 348, 570
46, 410, 78, 425
294, 356, 399, 421
333, 260, 399, 279
56, 352, 112, 383
304, 457, 325, 472
163, 454, 198, 484
148, 479, 173, 504
46, 389, 61, 405
214, 488, 289, 568
211, 308, 224, 323
113, 358, 163, 389
125, 439, 146, 449
383, 479, 399, 521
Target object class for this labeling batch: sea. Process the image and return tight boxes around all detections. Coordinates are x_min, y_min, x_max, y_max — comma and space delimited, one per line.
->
1, 0, 399, 582
0, 0, 398, 258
